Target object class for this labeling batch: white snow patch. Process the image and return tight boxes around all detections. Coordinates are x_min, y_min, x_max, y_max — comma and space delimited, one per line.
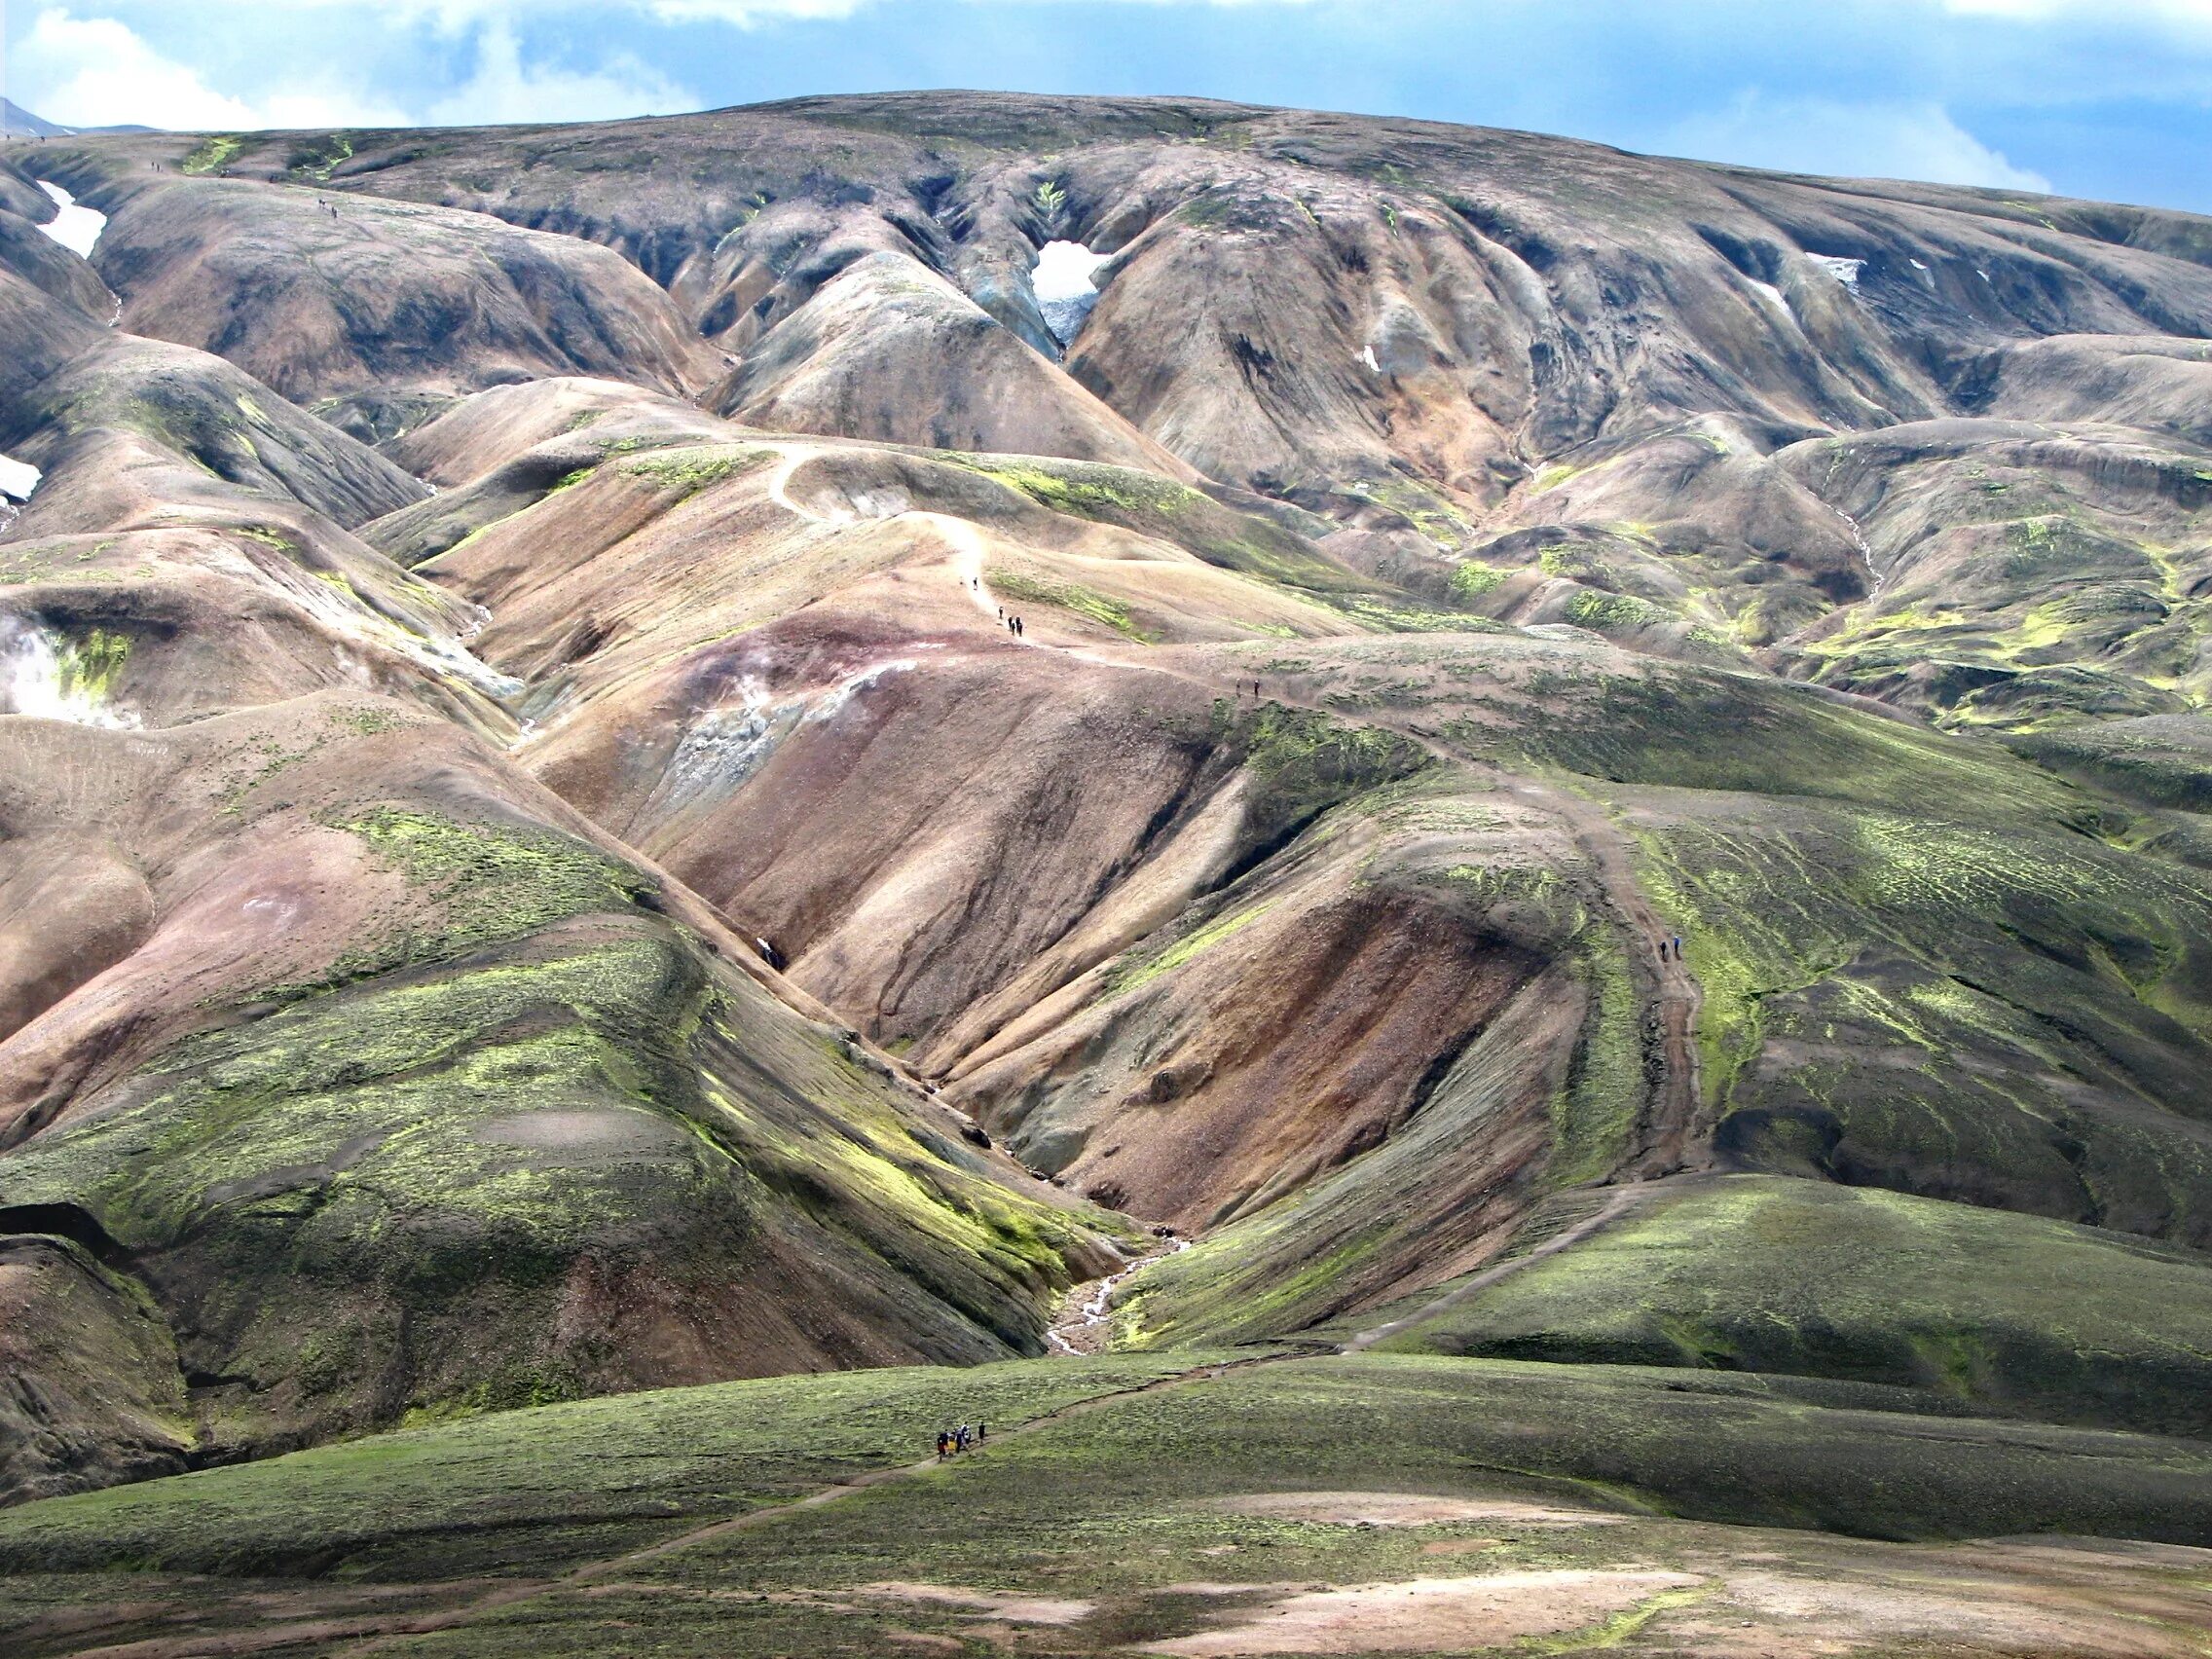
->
1032, 240, 1111, 346
0, 616, 137, 727
1359, 344, 1382, 374
1910, 257, 1931, 272
1808, 252, 1864, 288
1977, 269, 1993, 283
0, 456, 40, 503
34, 180, 105, 260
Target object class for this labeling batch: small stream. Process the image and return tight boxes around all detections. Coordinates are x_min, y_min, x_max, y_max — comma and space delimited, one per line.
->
1046, 1233, 1193, 1355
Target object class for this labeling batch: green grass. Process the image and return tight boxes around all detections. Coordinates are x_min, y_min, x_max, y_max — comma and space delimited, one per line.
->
1100, 897, 1277, 998
0, 1357, 1207, 1581
180, 134, 244, 174
1368, 1174, 2212, 1437
622, 446, 770, 496
1612, 783, 2212, 1240
992, 569, 1151, 641
946, 453, 1370, 593
7, 1353, 2209, 1654
313, 806, 655, 984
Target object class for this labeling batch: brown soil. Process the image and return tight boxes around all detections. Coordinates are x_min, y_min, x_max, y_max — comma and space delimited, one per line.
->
1142, 1570, 1703, 1655
1210, 1492, 1623, 1529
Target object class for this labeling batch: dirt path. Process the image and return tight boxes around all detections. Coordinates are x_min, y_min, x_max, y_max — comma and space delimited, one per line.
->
1340, 1185, 1658, 1352
917, 510, 1042, 645
214, 1353, 1300, 1659
1504, 779, 1707, 1175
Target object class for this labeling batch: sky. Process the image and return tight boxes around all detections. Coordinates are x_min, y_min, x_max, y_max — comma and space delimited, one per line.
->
3, 0, 2210, 213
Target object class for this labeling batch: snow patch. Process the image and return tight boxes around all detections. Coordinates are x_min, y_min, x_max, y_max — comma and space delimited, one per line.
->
0, 456, 40, 503
1359, 344, 1382, 374
1807, 252, 1864, 288
0, 616, 137, 727
34, 180, 104, 260
1909, 257, 1931, 272
1747, 278, 1791, 315
1032, 240, 1111, 346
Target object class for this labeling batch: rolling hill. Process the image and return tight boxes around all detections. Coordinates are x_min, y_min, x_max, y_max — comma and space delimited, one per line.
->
2, 92, 2211, 1656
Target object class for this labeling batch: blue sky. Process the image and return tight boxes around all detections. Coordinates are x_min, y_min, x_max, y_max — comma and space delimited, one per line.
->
6, 1, 2211, 212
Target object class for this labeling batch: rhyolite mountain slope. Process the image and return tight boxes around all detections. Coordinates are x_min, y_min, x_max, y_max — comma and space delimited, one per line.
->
1, 91, 2210, 1549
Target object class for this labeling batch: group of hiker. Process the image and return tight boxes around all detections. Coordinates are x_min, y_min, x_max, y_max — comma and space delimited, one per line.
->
935, 1422, 986, 1459
1659, 935, 1684, 962
313, 197, 342, 219
966, 577, 1027, 638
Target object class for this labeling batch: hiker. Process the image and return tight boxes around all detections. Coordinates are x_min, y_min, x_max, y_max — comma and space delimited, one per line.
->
1672, 936, 1682, 960
977, 1421, 987, 1443
754, 935, 785, 972
936, 1430, 950, 1460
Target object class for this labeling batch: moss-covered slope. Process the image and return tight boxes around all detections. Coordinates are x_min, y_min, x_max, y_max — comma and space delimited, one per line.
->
1363, 1174, 2212, 1438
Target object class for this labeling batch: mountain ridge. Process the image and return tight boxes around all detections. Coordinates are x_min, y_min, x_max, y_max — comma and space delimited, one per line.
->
0, 95, 2207, 1604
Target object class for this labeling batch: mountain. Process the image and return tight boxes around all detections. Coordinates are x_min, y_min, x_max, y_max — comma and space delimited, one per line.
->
0, 101, 68, 140
0, 91, 2209, 1652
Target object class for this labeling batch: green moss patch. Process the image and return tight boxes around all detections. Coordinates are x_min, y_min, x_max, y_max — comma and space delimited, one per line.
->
180, 134, 244, 175
992, 569, 1151, 641
0, 1356, 1207, 1580
1370, 1174, 2212, 1438
621, 445, 770, 497
312, 807, 655, 985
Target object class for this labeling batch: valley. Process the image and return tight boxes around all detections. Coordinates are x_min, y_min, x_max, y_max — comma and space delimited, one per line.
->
1, 90, 2210, 1655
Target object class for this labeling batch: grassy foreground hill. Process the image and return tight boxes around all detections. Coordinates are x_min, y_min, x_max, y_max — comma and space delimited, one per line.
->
6, 1353, 2212, 1656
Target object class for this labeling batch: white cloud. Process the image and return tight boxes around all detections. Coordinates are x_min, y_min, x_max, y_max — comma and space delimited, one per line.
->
641, 0, 869, 19
1660, 92, 2052, 193
1932, 0, 2212, 43
161, 0, 1302, 20
1939, 0, 2212, 19
14, 8, 411, 129
424, 20, 696, 124
9, 6, 691, 130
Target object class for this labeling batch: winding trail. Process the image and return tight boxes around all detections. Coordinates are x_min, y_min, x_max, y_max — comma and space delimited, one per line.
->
1506, 778, 1707, 1175
763, 445, 1036, 645
279, 1354, 1296, 1659
917, 510, 1041, 645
